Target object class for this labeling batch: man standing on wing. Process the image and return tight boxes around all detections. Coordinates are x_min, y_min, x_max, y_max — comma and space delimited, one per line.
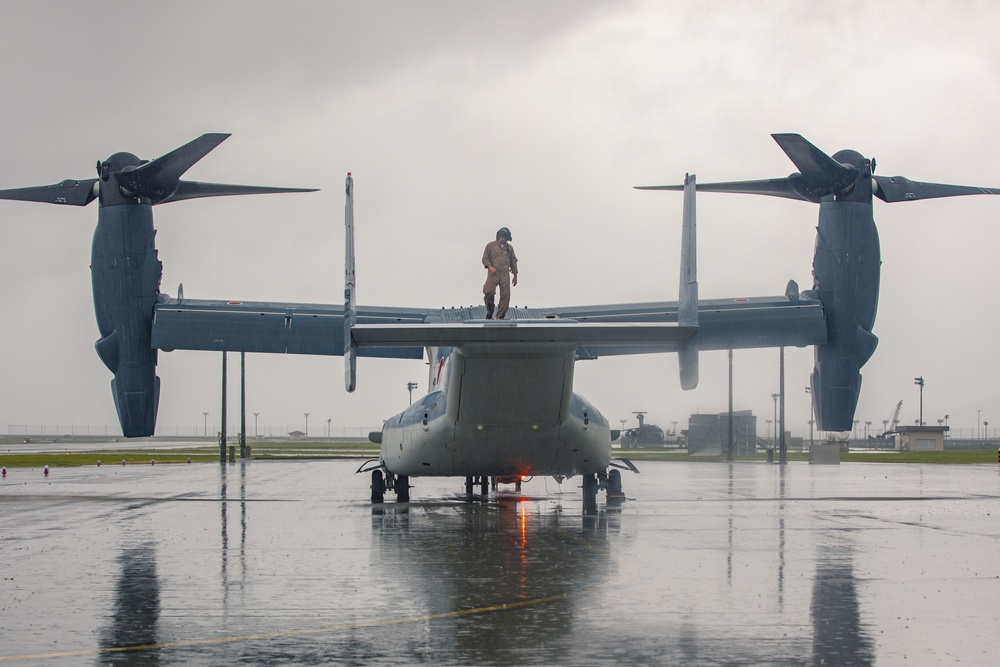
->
482, 227, 518, 320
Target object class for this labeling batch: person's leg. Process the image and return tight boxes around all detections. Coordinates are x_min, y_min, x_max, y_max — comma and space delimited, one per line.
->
496, 272, 511, 319
483, 274, 498, 319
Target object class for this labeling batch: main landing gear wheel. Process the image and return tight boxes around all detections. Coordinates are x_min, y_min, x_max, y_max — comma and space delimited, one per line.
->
607, 469, 623, 498
465, 476, 474, 496
371, 470, 386, 503
395, 475, 410, 502
582, 473, 598, 515
479, 476, 488, 496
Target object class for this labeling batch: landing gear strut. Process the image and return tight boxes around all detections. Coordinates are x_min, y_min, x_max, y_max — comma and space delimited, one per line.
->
465, 476, 489, 497
581, 467, 628, 513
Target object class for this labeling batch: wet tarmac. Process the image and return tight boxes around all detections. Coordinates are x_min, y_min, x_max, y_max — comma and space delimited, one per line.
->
1, 459, 998, 665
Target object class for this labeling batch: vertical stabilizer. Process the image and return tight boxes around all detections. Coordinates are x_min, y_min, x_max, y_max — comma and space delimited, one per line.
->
344, 173, 357, 391
678, 173, 699, 390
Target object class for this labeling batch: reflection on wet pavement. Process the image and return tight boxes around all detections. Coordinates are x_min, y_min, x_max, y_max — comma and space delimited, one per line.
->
0, 460, 997, 665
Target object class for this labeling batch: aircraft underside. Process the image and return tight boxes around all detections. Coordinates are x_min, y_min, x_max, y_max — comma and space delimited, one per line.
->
367, 343, 625, 511
381, 402, 613, 478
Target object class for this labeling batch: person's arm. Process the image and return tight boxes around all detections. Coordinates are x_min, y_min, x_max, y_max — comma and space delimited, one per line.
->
483, 243, 497, 273
509, 245, 518, 284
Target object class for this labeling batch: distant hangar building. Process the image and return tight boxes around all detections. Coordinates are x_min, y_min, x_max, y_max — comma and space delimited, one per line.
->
686, 411, 758, 456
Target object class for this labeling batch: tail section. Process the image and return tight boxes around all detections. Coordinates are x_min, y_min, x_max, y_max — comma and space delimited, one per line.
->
678, 174, 699, 390
344, 173, 357, 391
428, 346, 452, 393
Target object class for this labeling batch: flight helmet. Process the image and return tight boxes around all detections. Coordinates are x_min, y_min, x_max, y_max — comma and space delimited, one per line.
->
496, 227, 512, 241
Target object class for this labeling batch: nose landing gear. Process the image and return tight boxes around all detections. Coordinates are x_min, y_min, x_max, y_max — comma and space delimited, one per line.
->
583, 465, 630, 514
365, 465, 410, 503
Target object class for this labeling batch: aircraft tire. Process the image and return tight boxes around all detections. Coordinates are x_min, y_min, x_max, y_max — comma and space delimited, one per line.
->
371, 470, 386, 503
608, 469, 623, 498
582, 473, 598, 514
395, 475, 410, 502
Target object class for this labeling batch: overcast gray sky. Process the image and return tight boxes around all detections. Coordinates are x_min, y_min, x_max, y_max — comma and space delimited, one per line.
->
2, 0, 999, 438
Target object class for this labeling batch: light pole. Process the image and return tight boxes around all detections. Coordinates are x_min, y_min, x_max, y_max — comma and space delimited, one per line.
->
985, 420, 990, 440
203, 412, 209, 438
771, 393, 779, 448
978, 409, 981, 439
914, 376, 924, 426
407, 382, 418, 405
327, 418, 331, 438
865, 421, 871, 440
805, 386, 814, 450
304, 412, 310, 438
253, 412, 259, 438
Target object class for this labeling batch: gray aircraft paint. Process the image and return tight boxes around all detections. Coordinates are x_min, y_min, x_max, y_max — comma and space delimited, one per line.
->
5, 133, 998, 493
637, 134, 1000, 432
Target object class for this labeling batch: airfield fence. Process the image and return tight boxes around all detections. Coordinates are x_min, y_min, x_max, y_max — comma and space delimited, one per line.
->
7, 424, 383, 440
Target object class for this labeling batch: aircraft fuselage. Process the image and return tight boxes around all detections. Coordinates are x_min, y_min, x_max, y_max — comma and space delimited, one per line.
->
380, 343, 612, 478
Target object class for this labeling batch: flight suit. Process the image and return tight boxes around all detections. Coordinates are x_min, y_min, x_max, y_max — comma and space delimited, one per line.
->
482, 240, 518, 319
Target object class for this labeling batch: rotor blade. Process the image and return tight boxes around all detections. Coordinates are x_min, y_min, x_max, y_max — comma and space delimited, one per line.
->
161, 180, 318, 204
635, 178, 812, 202
872, 175, 1000, 202
771, 133, 855, 184
117, 133, 231, 203
0, 178, 98, 206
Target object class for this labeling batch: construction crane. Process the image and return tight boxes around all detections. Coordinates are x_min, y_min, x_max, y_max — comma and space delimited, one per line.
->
875, 400, 903, 439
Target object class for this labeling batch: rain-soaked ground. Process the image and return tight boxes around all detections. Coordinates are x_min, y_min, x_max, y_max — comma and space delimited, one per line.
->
1, 458, 998, 666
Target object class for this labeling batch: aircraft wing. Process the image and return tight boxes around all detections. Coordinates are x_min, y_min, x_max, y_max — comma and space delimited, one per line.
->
152, 292, 824, 359
152, 299, 426, 359
548, 292, 826, 358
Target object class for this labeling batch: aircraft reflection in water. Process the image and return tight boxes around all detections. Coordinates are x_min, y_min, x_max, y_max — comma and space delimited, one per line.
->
766, 466, 875, 667
99, 543, 161, 667
71, 462, 882, 665
812, 542, 875, 667
367, 488, 878, 666
371, 497, 621, 664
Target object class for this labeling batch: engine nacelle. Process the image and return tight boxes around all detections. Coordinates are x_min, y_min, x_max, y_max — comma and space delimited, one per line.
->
91, 203, 162, 436
808, 199, 880, 432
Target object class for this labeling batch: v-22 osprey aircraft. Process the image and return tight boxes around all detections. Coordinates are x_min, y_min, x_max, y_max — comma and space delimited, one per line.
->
2, 133, 997, 512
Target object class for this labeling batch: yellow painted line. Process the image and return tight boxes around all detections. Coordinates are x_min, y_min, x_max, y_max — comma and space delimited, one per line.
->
1, 561, 634, 662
